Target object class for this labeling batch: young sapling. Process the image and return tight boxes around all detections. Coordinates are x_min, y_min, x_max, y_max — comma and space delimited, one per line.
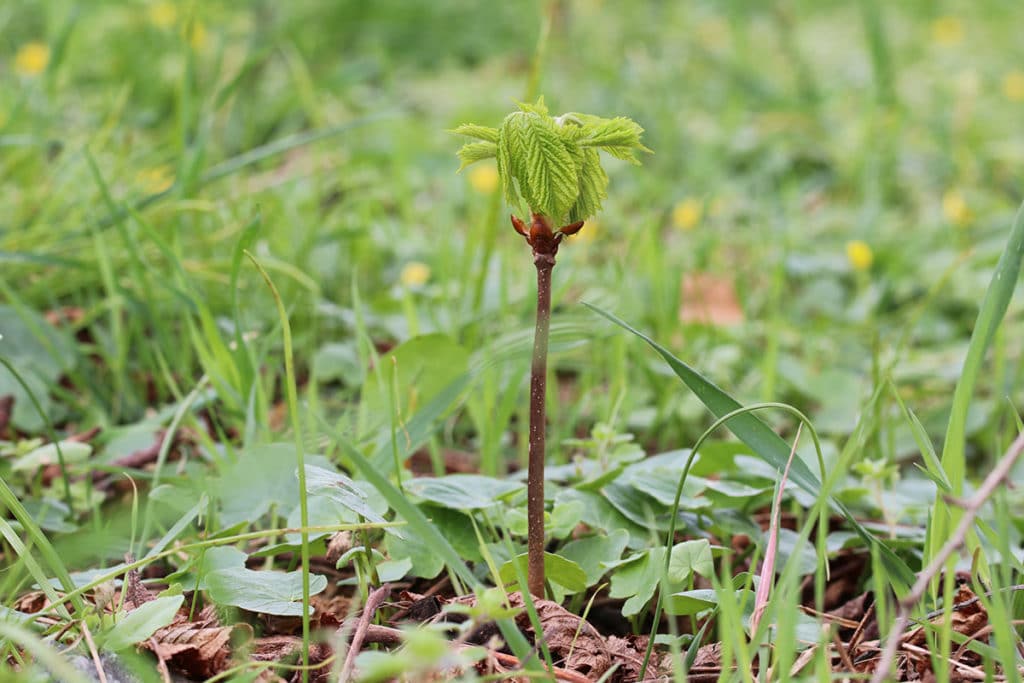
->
453, 98, 650, 596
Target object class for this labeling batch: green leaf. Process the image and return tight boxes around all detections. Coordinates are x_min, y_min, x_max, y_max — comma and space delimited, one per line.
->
559, 530, 630, 586
456, 141, 497, 171
359, 334, 468, 441
325, 426, 479, 590
304, 465, 391, 527
206, 567, 327, 616
103, 595, 183, 651
577, 116, 650, 164
450, 123, 499, 143
406, 474, 522, 510
568, 147, 608, 223
608, 549, 662, 616
11, 441, 92, 473
216, 444, 330, 527
385, 531, 445, 580
521, 113, 578, 219
666, 589, 718, 616
668, 540, 714, 582
499, 552, 587, 593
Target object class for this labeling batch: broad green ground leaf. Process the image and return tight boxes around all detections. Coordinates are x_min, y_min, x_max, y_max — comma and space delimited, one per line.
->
328, 432, 479, 590
668, 540, 714, 582
547, 499, 584, 539
556, 488, 647, 549
0, 305, 76, 431
103, 595, 183, 651
304, 465, 390, 525
11, 441, 92, 472
608, 549, 662, 617
206, 567, 327, 616
559, 530, 630, 586
406, 474, 522, 510
385, 532, 445, 580
167, 546, 247, 592
666, 589, 718, 616
499, 553, 587, 593
358, 334, 469, 441
216, 444, 330, 527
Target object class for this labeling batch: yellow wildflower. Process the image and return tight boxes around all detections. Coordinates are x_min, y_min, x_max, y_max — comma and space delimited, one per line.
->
14, 42, 49, 77
942, 189, 971, 226
182, 21, 207, 49
148, 2, 178, 29
400, 262, 430, 288
468, 164, 499, 194
1002, 70, 1024, 102
672, 198, 702, 231
846, 240, 874, 272
138, 166, 174, 194
931, 16, 963, 46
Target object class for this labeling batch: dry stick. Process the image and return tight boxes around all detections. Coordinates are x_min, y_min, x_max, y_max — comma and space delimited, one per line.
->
339, 584, 392, 682
527, 254, 554, 598
870, 430, 1024, 683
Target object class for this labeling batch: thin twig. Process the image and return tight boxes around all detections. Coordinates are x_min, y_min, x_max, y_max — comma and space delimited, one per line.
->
871, 430, 1024, 682
79, 621, 108, 683
339, 583, 391, 682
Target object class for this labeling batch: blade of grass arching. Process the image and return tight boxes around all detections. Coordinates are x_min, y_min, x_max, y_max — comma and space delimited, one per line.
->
585, 303, 915, 589
321, 421, 477, 593
930, 201, 1024, 592
0, 622, 90, 683
244, 251, 312, 683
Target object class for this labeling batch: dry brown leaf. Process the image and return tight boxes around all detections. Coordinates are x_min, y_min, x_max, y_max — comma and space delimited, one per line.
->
679, 272, 744, 327
506, 592, 611, 679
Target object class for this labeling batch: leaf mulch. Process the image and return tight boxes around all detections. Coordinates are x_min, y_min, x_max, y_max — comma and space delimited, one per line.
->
11, 560, 1010, 682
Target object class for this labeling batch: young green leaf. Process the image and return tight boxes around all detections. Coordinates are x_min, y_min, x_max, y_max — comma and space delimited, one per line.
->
450, 123, 499, 143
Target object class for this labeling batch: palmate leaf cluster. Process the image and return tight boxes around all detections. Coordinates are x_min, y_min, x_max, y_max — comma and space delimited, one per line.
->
453, 98, 651, 223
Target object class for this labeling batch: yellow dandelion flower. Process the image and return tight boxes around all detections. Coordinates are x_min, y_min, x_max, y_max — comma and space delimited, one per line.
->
931, 16, 963, 46
942, 189, 972, 226
1002, 70, 1024, 102
138, 166, 174, 194
672, 198, 703, 231
846, 240, 874, 272
468, 164, 499, 194
400, 262, 430, 288
14, 42, 49, 77
148, 2, 177, 29
182, 21, 207, 49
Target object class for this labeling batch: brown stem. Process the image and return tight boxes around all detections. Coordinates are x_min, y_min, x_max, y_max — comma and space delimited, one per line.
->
528, 255, 554, 598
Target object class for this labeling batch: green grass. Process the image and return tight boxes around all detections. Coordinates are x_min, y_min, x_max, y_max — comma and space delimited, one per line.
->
2, 1, 1024, 681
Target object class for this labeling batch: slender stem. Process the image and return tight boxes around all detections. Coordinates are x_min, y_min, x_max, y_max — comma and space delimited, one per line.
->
528, 256, 554, 597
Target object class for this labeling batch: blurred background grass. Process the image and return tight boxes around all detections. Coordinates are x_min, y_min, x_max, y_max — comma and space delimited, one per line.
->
2, 0, 1023, 471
